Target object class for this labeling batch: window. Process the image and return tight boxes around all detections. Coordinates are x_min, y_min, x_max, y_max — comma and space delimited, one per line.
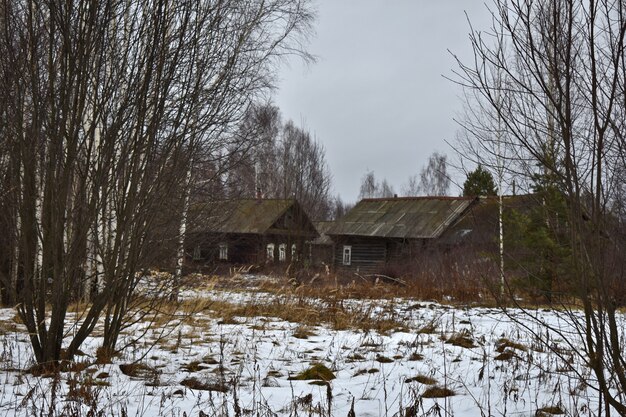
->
291, 244, 298, 261
342, 245, 352, 266
219, 243, 228, 260
279, 243, 286, 262
193, 245, 201, 261
266, 244, 275, 261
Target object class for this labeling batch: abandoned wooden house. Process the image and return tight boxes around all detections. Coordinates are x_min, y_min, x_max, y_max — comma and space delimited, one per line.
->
187, 199, 318, 267
326, 196, 478, 273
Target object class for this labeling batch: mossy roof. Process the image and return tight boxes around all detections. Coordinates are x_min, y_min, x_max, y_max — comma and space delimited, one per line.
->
191, 199, 317, 237
328, 197, 476, 239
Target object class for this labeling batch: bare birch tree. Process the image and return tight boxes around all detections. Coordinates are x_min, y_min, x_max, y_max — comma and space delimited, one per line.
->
276, 121, 332, 220
226, 106, 332, 220
454, 0, 626, 412
359, 170, 379, 199
358, 170, 396, 199
418, 152, 450, 196
1, 0, 313, 366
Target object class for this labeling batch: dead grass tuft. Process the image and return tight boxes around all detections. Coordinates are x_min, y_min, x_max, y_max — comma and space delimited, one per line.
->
494, 351, 517, 361
422, 386, 455, 398
183, 361, 210, 372
95, 347, 118, 364
446, 330, 477, 348
408, 352, 424, 361
0, 320, 19, 335
405, 375, 437, 385
181, 377, 228, 392
202, 356, 219, 365
347, 353, 365, 362
119, 363, 157, 379
293, 326, 316, 339
289, 363, 335, 381
418, 321, 438, 334
496, 338, 528, 352
60, 360, 91, 373
11, 313, 23, 325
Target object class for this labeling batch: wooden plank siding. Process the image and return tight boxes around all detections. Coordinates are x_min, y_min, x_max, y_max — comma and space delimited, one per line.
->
333, 237, 387, 273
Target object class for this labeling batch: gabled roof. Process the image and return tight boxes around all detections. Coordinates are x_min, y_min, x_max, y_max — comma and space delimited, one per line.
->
328, 196, 476, 239
191, 199, 316, 236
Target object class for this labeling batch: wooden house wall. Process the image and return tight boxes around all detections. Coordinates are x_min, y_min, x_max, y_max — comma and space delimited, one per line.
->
332, 237, 387, 273
263, 234, 308, 264
190, 234, 261, 264
330, 237, 433, 274
188, 232, 309, 267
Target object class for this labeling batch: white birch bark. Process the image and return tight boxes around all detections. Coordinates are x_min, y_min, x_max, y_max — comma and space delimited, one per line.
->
173, 165, 193, 301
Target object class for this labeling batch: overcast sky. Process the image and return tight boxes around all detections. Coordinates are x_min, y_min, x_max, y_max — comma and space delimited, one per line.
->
273, 1, 492, 204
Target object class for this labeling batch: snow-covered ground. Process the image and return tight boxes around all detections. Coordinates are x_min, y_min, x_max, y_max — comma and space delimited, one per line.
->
0, 280, 619, 417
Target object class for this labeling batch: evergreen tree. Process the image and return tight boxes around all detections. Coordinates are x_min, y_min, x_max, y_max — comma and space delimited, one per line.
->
505, 169, 571, 303
462, 165, 497, 197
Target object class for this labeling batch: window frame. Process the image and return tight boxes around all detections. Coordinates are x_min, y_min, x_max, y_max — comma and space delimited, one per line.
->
342, 245, 352, 266
218, 243, 228, 260
291, 243, 298, 261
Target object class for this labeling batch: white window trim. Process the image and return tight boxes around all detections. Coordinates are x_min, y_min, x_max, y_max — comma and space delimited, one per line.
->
219, 243, 228, 260
342, 245, 352, 266
291, 243, 298, 261
266, 244, 275, 261
279, 243, 287, 262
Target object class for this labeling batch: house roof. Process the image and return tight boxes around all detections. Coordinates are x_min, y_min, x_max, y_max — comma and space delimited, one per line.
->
310, 221, 335, 245
191, 199, 316, 236
441, 194, 539, 245
327, 196, 476, 239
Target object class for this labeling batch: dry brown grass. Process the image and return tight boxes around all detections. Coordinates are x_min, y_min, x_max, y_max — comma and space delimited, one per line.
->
375, 355, 394, 363
196, 296, 407, 334
181, 377, 228, 392
446, 330, 477, 349
288, 363, 335, 381
422, 386, 455, 398
417, 320, 438, 334
293, 326, 316, 339
494, 351, 517, 361
60, 360, 91, 373
0, 319, 20, 335
353, 368, 379, 376
496, 338, 528, 352
119, 363, 157, 379
182, 361, 210, 372
405, 374, 437, 385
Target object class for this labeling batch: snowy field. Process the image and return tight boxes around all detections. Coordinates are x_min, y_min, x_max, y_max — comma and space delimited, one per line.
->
0, 277, 620, 417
